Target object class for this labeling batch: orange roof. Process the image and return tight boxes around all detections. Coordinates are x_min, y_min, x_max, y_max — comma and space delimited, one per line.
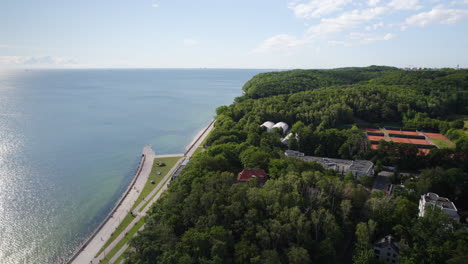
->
237, 169, 267, 182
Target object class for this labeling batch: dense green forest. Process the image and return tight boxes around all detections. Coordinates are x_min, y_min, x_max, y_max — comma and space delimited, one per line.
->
126, 67, 468, 264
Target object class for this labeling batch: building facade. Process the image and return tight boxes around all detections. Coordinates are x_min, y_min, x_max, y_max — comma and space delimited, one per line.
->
285, 150, 374, 179
373, 235, 401, 264
418, 192, 459, 221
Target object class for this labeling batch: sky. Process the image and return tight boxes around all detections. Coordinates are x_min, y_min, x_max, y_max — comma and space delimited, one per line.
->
1, 0, 468, 69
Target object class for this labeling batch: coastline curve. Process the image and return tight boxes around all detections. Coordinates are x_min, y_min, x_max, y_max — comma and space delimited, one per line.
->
66, 146, 154, 264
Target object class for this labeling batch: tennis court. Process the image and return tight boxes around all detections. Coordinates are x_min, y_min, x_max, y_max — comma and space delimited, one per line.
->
386, 129, 419, 136
367, 135, 386, 141
408, 138, 431, 145
365, 128, 381, 133
418, 149, 431, 155
423, 132, 449, 140
390, 137, 411, 143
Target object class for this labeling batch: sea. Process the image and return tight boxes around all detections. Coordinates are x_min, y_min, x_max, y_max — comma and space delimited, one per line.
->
0, 69, 268, 264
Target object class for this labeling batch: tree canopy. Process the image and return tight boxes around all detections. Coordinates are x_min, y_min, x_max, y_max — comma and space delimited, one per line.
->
125, 67, 468, 264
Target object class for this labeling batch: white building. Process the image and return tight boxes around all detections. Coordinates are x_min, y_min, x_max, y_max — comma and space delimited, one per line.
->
261, 121, 275, 132
418, 192, 459, 221
272, 122, 289, 134
284, 150, 304, 157
281, 132, 296, 145
261, 121, 289, 134
373, 235, 402, 264
285, 150, 374, 179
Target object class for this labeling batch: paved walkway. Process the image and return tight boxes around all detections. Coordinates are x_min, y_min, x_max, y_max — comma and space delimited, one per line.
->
70, 121, 216, 264
186, 120, 215, 158
69, 146, 155, 264
102, 121, 216, 263
133, 156, 184, 213
155, 153, 185, 158
92, 156, 183, 263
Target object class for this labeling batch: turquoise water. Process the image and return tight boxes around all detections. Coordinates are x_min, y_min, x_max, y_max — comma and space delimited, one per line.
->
0, 69, 267, 263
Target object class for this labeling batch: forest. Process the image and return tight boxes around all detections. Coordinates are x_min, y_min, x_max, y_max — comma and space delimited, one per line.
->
125, 67, 468, 264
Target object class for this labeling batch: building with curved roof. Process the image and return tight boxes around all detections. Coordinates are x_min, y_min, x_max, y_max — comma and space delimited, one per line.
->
261, 121, 275, 132
272, 122, 289, 134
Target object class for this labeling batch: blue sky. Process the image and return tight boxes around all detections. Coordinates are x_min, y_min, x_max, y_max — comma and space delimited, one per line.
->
1, 0, 468, 69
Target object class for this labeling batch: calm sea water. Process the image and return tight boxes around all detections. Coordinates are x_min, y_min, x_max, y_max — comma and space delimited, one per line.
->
0, 69, 267, 264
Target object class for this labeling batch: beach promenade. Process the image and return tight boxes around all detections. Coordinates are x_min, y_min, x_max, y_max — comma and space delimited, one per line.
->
91, 155, 184, 263
95, 121, 215, 263
69, 146, 155, 264
67, 120, 215, 264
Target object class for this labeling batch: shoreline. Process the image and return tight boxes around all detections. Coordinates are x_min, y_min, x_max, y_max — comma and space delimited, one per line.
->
67, 146, 155, 264
94, 119, 216, 262
66, 154, 145, 263
185, 119, 215, 156
66, 120, 215, 264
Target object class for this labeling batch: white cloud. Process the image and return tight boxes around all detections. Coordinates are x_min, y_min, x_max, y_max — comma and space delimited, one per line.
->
404, 6, 468, 27
288, 0, 352, 19
183, 38, 199, 46
349, 31, 394, 40
368, 0, 381, 6
388, 0, 422, 10
307, 6, 387, 37
152, 3, 159, 8
0, 56, 78, 67
328, 40, 345, 46
253, 34, 306, 53
331, 32, 397, 46
255, 5, 392, 52
366, 21, 385, 30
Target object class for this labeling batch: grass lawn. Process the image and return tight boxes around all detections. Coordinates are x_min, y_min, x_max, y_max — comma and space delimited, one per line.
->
96, 212, 136, 256
139, 178, 168, 212
100, 217, 146, 264
113, 246, 130, 264
431, 138, 456, 149
130, 156, 182, 211
96, 156, 181, 257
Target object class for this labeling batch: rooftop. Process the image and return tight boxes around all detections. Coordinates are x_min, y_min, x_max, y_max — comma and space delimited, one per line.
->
284, 149, 304, 157
422, 192, 457, 211
349, 160, 374, 173
374, 235, 401, 253
237, 168, 267, 182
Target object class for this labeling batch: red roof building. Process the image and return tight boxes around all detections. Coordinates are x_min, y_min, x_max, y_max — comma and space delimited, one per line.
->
237, 169, 267, 182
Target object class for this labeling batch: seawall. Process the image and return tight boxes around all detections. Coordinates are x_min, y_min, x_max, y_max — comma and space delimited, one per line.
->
66, 146, 149, 264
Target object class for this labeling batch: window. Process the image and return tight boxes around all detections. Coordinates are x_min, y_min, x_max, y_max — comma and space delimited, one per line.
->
393, 254, 396, 257
387, 253, 391, 256
374, 249, 380, 255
